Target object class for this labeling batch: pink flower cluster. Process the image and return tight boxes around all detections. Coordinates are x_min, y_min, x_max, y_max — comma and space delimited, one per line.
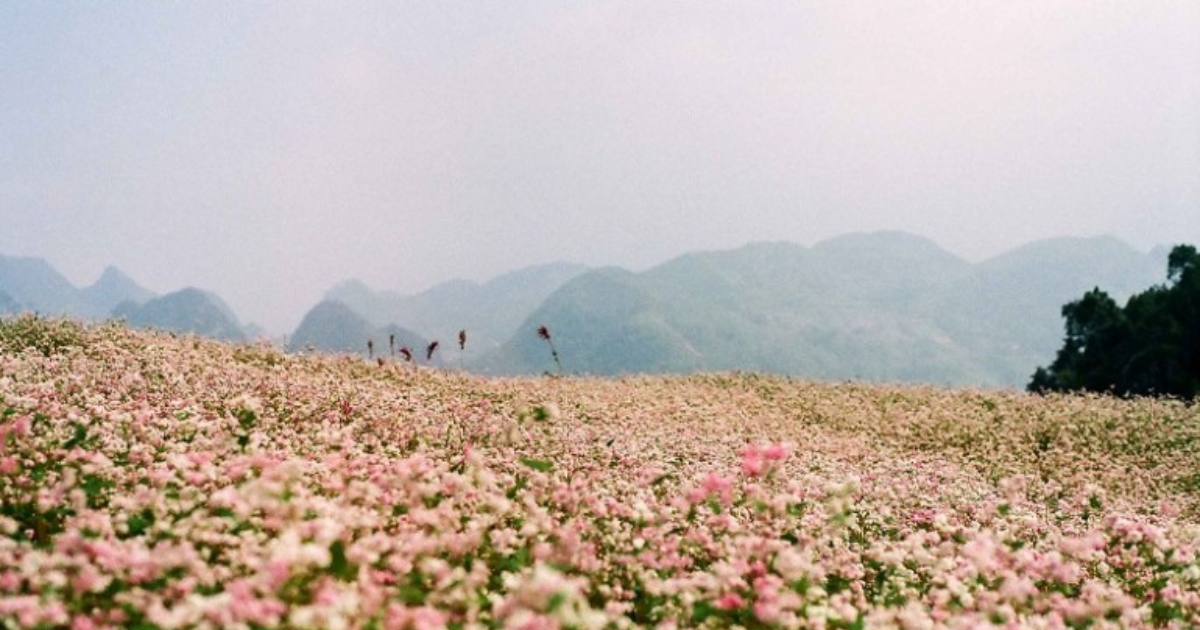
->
0, 318, 1197, 629
740, 442, 790, 478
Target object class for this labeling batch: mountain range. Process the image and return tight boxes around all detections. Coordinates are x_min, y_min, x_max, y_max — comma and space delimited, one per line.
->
482, 233, 1165, 386
0, 233, 1175, 387
324, 262, 588, 361
287, 299, 435, 363
0, 254, 246, 341
112, 288, 247, 343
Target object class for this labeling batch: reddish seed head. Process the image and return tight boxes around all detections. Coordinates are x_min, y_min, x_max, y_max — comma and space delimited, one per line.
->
537, 325, 551, 341
458, 329, 467, 350
399, 347, 413, 362
426, 340, 439, 361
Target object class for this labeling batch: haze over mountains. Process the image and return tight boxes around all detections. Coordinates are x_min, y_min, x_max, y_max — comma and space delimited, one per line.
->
287, 300, 433, 363
0, 232, 1172, 387
485, 233, 1165, 386
0, 254, 247, 341
324, 262, 588, 362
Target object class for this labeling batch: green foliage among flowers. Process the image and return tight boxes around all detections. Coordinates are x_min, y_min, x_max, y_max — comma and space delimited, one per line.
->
1, 317, 1199, 629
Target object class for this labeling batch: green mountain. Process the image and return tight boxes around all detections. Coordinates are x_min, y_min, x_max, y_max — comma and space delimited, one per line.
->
112, 288, 246, 342
325, 262, 587, 360
481, 233, 1166, 386
288, 300, 436, 363
934, 236, 1165, 385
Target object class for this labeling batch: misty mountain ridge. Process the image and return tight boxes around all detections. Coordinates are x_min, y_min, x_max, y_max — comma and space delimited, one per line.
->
324, 261, 587, 359
112, 288, 246, 343
0, 233, 1179, 388
0, 255, 257, 341
0, 254, 100, 318
288, 299, 437, 364
481, 232, 1168, 386
81, 265, 156, 314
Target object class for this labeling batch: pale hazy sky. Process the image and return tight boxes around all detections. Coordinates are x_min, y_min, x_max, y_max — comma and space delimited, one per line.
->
2, 2, 1197, 333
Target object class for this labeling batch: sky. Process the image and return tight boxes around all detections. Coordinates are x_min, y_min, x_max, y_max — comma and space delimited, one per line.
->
2, 2, 1198, 334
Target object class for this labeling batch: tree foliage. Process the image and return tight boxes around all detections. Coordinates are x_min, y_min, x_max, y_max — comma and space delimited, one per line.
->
1030, 244, 1199, 398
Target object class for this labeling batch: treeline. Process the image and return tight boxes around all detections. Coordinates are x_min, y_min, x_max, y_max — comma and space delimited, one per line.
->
1030, 244, 1199, 398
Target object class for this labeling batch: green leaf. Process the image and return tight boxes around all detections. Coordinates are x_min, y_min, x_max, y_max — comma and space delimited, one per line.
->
520, 457, 554, 472
81, 473, 113, 508
63, 422, 88, 450
691, 600, 717, 624
507, 475, 528, 500
399, 571, 430, 605
236, 408, 257, 430
125, 508, 155, 538
328, 539, 357, 581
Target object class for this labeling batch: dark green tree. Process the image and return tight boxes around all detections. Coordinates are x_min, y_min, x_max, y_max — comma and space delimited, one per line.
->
1030, 244, 1200, 398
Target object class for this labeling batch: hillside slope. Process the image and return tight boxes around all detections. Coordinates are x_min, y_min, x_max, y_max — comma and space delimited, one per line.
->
484, 233, 1164, 386
288, 299, 437, 363
112, 287, 246, 342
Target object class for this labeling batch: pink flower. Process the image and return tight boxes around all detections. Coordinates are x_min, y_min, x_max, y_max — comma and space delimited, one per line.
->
740, 443, 789, 478
384, 604, 408, 630
263, 560, 291, 591
410, 606, 448, 630
690, 472, 736, 506
313, 578, 340, 606
71, 563, 106, 594
715, 593, 745, 610
753, 600, 782, 624
71, 615, 98, 630
0, 572, 20, 591
228, 580, 286, 626
741, 453, 766, 478
0, 456, 18, 475
762, 443, 789, 461
384, 605, 448, 630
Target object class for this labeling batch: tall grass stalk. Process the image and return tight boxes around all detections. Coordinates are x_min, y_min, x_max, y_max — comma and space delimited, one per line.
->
537, 325, 561, 376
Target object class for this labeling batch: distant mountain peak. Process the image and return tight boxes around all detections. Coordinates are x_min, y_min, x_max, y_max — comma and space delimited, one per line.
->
327, 278, 375, 296
0, 253, 93, 317
83, 266, 155, 314
95, 265, 133, 284
813, 230, 963, 256
287, 299, 432, 359
88, 265, 147, 293
113, 287, 245, 342
312, 261, 590, 356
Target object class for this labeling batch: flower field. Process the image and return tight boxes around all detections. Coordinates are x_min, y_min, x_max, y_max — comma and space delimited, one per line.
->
1, 317, 1199, 629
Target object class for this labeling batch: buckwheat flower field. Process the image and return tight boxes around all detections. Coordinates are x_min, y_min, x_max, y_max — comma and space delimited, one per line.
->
1, 318, 1198, 630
